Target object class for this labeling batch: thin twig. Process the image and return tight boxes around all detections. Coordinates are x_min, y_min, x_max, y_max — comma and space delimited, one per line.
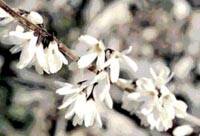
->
0, 0, 134, 92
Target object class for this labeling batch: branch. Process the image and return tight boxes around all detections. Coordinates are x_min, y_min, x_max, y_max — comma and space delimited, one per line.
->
0, 0, 135, 92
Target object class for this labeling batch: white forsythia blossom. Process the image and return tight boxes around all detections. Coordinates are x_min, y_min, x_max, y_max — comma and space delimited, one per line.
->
0, 8, 14, 25
56, 70, 113, 127
77, 35, 106, 70
122, 66, 188, 131
1, 25, 68, 74
104, 46, 138, 83
57, 82, 102, 127
173, 125, 193, 136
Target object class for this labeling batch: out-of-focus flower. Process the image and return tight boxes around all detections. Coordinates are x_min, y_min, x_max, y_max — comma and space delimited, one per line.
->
172, 0, 191, 20
77, 35, 106, 70
104, 47, 138, 83
173, 125, 193, 136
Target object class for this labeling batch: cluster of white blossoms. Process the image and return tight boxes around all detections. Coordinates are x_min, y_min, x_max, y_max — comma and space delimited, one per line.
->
56, 35, 138, 127
0, 6, 194, 133
0, 9, 68, 74
77, 35, 138, 83
122, 65, 188, 131
56, 70, 112, 127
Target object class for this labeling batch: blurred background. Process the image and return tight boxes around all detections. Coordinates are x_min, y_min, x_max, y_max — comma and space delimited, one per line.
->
0, 0, 200, 135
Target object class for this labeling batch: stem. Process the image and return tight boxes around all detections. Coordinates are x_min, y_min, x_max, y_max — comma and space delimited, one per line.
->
0, 0, 134, 92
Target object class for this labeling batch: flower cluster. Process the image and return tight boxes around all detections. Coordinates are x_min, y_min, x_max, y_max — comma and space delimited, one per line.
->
56, 71, 112, 127
122, 65, 188, 131
1, 9, 68, 74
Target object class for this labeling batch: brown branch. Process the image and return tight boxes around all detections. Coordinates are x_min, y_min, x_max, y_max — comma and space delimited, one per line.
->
0, 0, 135, 92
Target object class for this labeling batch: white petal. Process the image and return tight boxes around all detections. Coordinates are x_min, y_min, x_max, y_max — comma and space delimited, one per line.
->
17, 36, 37, 69
57, 51, 68, 65
96, 51, 105, 70
94, 76, 110, 101
0, 8, 13, 25
173, 125, 193, 136
77, 52, 97, 68
73, 114, 83, 126
74, 94, 86, 118
95, 112, 102, 127
58, 94, 78, 109
121, 54, 138, 72
9, 44, 23, 54
0, 8, 10, 17
175, 100, 187, 118
141, 100, 154, 115
56, 87, 81, 95
54, 81, 73, 88
27, 11, 43, 24
104, 92, 113, 109
36, 43, 49, 73
47, 42, 63, 73
110, 58, 120, 83
127, 92, 141, 101
65, 104, 75, 119
15, 25, 24, 32
121, 46, 132, 55
78, 35, 98, 47
35, 59, 43, 74
84, 100, 96, 127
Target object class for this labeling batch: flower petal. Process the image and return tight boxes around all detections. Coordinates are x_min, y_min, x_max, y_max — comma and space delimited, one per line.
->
96, 51, 105, 70
175, 100, 187, 118
47, 42, 63, 73
17, 36, 37, 69
110, 58, 120, 83
121, 54, 138, 72
27, 11, 43, 25
84, 100, 96, 127
58, 94, 78, 109
104, 92, 113, 109
78, 35, 98, 47
77, 52, 97, 68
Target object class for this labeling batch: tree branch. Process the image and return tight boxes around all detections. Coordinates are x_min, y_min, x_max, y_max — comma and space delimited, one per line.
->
0, 0, 135, 92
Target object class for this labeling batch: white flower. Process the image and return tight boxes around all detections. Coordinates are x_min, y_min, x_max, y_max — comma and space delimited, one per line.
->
92, 71, 113, 108
26, 11, 43, 25
77, 35, 106, 70
0, 8, 14, 25
173, 125, 193, 136
104, 47, 138, 83
56, 81, 102, 127
46, 41, 68, 73
172, 0, 191, 20
1, 25, 67, 74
